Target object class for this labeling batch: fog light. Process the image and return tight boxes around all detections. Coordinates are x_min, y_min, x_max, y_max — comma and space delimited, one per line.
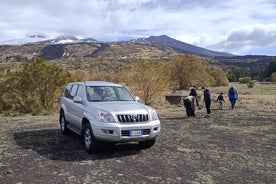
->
102, 129, 113, 134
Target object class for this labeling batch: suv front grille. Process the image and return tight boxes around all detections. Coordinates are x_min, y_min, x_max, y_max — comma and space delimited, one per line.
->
117, 114, 149, 123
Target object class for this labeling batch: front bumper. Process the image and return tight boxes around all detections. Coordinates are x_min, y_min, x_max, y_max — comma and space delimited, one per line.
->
91, 120, 161, 142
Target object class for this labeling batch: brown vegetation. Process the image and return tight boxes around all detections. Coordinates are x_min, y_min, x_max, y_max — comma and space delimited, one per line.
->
0, 55, 230, 113
169, 55, 229, 89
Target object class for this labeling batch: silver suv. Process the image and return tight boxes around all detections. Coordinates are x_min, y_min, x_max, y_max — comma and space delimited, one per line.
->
59, 81, 161, 153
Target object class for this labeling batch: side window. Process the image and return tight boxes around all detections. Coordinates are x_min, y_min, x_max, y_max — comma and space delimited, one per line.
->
76, 85, 85, 99
64, 84, 72, 98
70, 85, 78, 99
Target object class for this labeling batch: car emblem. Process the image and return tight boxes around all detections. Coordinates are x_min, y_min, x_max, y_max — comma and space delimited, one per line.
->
131, 115, 137, 120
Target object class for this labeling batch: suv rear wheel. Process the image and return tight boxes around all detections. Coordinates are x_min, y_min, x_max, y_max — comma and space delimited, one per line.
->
84, 123, 100, 153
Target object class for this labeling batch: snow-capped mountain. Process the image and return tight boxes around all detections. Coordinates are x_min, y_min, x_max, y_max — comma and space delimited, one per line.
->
0, 34, 48, 45
0, 35, 97, 45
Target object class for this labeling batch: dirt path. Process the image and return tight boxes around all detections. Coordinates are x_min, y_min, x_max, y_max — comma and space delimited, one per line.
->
0, 88, 275, 183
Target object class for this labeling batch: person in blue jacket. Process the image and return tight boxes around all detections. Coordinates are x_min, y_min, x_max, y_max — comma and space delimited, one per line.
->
228, 86, 238, 110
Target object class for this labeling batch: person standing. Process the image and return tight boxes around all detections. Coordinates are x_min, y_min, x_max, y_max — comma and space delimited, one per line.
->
183, 89, 197, 118
203, 86, 211, 116
228, 86, 238, 110
191, 86, 201, 109
190, 86, 201, 109
217, 92, 225, 110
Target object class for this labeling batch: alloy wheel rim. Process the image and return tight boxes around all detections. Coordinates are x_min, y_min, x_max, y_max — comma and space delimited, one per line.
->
61, 117, 65, 131
85, 128, 91, 148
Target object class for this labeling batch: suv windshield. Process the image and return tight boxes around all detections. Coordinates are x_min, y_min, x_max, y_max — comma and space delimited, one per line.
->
86, 86, 134, 102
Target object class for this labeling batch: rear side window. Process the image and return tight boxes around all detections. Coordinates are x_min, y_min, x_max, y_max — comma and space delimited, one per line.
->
64, 84, 72, 98
64, 84, 79, 99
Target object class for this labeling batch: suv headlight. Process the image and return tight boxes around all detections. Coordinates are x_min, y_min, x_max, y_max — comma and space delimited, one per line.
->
151, 109, 159, 120
97, 110, 116, 123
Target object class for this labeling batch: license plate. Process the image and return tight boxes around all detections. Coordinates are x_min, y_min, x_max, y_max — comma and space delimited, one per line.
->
129, 130, 143, 136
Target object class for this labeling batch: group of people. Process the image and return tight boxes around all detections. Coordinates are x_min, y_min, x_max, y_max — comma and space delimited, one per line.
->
183, 86, 238, 118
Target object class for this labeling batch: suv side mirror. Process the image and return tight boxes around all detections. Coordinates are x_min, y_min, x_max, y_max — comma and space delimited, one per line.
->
73, 96, 83, 104
134, 96, 140, 101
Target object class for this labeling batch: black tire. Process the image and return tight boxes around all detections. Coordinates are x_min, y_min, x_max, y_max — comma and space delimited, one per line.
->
60, 111, 69, 135
138, 138, 156, 149
83, 123, 100, 153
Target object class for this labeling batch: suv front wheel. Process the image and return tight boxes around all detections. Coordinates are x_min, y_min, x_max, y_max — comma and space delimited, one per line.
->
60, 111, 69, 134
83, 123, 100, 153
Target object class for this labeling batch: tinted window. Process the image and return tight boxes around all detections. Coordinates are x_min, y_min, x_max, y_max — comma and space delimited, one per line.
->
64, 84, 72, 98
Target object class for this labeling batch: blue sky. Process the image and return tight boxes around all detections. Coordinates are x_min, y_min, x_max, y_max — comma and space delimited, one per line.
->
0, 0, 275, 56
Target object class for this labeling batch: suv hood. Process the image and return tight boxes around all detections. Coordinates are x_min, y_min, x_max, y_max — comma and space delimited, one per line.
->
88, 101, 151, 114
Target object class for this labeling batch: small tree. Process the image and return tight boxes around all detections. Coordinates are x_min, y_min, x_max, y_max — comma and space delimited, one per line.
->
169, 55, 227, 89
121, 60, 170, 105
206, 67, 229, 86
169, 55, 205, 89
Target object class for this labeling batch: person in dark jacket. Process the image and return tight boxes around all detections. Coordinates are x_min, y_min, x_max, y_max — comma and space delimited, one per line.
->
217, 92, 225, 110
202, 86, 211, 115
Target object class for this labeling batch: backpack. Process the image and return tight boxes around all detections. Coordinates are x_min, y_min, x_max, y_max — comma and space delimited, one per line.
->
229, 87, 235, 95
229, 87, 237, 100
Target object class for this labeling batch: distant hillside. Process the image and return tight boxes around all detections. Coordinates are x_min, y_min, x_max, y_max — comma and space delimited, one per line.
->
0, 35, 274, 74
134, 35, 233, 58
0, 41, 178, 73
214, 55, 275, 69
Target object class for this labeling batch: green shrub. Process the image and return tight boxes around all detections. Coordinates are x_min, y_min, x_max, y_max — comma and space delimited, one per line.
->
0, 58, 72, 115
271, 72, 276, 83
247, 81, 255, 88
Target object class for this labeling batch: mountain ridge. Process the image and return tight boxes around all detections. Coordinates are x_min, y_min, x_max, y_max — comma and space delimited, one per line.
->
133, 35, 234, 57
0, 35, 233, 58
1, 34, 274, 58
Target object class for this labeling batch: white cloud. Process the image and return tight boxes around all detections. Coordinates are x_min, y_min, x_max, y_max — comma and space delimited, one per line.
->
0, 0, 275, 55
207, 24, 276, 55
